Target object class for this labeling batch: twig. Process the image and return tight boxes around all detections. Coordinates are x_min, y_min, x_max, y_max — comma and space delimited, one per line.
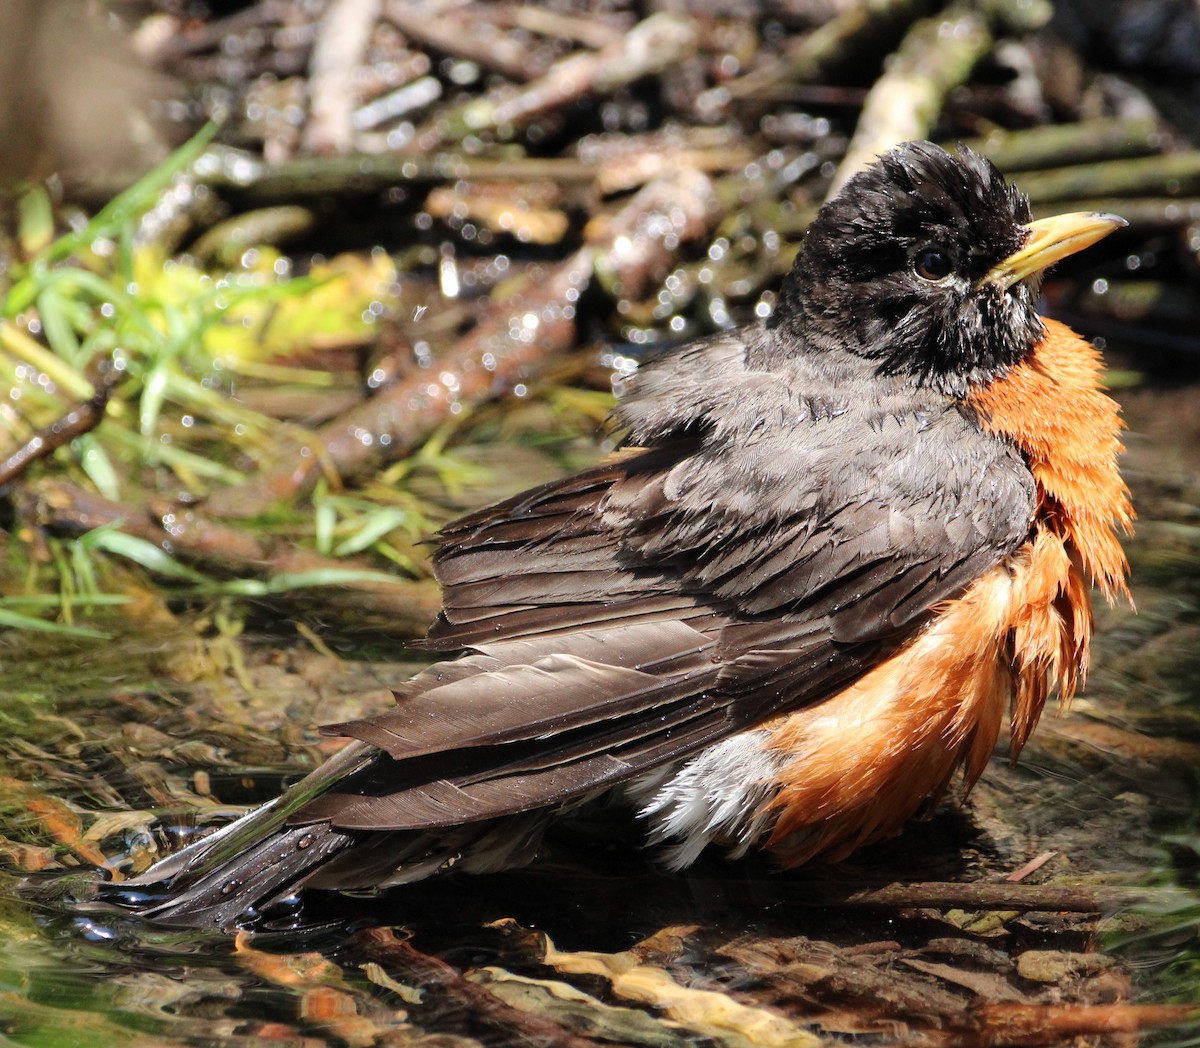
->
0, 361, 119, 488
502, 5, 623, 50
828, 3, 992, 197
153, 0, 287, 60
799, 879, 1162, 913
1006, 851, 1056, 882
356, 927, 610, 1048
204, 148, 599, 202
955, 117, 1165, 172
207, 249, 592, 517
702, 0, 936, 111
29, 479, 442, 636
1030, 196, 1200, 229
1017, 151, 1200, 203
415, 12, 698, 150
304, 0, 383, 155
206, 141, 756, 205
965, 1002, 1199, 1043
576, 126, 754, 196
589, 169, 719, 299
383, 0, 542, 83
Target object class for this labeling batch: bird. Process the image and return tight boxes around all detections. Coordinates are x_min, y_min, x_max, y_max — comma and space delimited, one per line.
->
113, 141, 1133, 930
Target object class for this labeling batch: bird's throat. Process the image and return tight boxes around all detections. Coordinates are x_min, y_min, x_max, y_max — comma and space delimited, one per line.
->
964, 316, 1133, 604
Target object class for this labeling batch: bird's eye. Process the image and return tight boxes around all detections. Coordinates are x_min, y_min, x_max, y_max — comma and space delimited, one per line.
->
914, 247, 954, 282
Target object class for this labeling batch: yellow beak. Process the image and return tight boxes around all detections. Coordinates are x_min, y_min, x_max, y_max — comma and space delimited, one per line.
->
980, 212, 1127, 290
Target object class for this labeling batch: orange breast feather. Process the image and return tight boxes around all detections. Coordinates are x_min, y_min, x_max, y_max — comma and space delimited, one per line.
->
761, 318, 1133, 864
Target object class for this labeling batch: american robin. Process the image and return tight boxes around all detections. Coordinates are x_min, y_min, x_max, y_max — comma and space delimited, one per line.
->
121, 142, 1132, 929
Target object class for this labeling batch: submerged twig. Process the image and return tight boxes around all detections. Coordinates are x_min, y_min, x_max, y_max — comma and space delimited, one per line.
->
796, 879, 1165, 912
961, 1003, 1199, 1043
356, 927, 610, 1048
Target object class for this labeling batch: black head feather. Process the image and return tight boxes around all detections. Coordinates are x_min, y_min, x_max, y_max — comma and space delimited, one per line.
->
773, 142, 1042, 396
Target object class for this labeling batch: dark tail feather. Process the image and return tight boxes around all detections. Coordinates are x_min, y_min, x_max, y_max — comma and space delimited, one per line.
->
105, 741, 376, 930
122, 821, 356, 929
101, 740, 558, 930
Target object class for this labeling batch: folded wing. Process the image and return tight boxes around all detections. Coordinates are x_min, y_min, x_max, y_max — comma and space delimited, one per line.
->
304, 329, 1037, 834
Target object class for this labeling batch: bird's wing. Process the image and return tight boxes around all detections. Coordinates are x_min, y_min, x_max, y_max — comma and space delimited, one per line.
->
300, 329, 1036, 832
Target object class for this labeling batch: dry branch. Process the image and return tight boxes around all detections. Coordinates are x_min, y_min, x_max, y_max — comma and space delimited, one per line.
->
304, 0, 383, 155
706, 0, 937, 109
415, 12, 698, 150
828, 3, 992, 196
29, 478, 441, 635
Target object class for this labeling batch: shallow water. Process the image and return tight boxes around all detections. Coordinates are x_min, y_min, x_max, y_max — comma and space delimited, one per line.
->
0, 380, 1198, 1046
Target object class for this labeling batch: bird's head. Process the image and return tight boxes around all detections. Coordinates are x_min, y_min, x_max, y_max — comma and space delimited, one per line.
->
774, 141, 1123, 397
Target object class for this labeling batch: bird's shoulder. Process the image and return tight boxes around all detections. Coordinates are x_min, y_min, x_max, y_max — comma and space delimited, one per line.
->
608, 322, 1036, 567
431, 321, 1037, 643
617, 321, 1025, 470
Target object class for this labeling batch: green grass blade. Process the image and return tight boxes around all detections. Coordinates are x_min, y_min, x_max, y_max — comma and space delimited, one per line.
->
0, 594, 130, 608
75, 434, 122, 501
0, 608, 110, 639
85, 529, 209, 583
333, 508, 411, 557
39, 124, 219, 266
